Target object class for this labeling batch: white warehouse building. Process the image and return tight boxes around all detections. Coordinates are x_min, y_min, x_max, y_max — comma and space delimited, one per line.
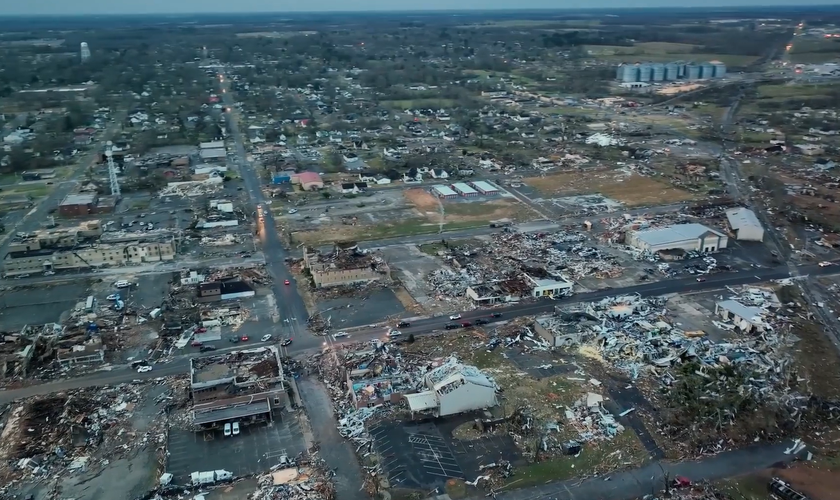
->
725, 207, 764, 242
627, 223, 728, 254
404, 357, 497, 417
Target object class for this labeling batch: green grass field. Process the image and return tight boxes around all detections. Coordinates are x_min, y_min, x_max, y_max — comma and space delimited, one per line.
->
584, 42, 758, 67
790, 38, 840, 64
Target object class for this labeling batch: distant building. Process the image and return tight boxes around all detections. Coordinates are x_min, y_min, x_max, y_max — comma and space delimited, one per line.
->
292, 171, 323, 191
615, 61, 727, 83
80, 42, 90, 62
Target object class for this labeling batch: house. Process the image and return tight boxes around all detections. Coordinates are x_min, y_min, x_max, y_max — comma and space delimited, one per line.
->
292, 172, 324, 191
358, 171, 378, 183
403, 167, 422, 183
404, 357, 498, 417
430, 168, 449, 179
373, 176, 391, 185
341, 182, 368, 194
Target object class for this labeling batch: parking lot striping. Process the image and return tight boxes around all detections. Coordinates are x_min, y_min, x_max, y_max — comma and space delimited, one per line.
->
409, 433, 464, 478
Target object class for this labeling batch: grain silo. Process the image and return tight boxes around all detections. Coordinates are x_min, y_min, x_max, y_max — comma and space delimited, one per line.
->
664, 62, 681, 81
650, 63, 666, 81
700, 62, 715, 79
711, 61, 727, 78
685, 64, 701, 80
637, 63, 652, 82
616, 64, 640, 82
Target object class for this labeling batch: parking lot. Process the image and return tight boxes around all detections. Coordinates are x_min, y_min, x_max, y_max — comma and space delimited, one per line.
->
370, 421, 464, 489
166, 411, 306, 483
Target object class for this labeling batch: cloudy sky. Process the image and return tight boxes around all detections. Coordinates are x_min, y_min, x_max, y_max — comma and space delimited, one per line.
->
4, 0, 834, 16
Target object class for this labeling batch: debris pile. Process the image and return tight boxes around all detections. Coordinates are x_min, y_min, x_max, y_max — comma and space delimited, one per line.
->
249, 457, 336, 500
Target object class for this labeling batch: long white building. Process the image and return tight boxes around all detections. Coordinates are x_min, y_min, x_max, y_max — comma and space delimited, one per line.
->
627, 223, 728, 254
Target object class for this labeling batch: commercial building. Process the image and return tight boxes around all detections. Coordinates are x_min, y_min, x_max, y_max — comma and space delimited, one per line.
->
451, 182, 479, 197
57, 339, 105, 367
58, 193, 98, 217
292, 171, 324, 191
627, 223, 728, 254
470, 180, 500, 195
725, 207, 764, 242
3, 228, 175, 276
715, 300, 766, 333
302, 244, 389, 288
189, 347, 287, 428
405, 357, 498, 417
432, 185, 458, 199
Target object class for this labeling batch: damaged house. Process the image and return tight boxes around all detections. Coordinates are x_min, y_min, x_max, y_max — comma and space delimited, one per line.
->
405, 357, 498, 417
303, 244, 389, 288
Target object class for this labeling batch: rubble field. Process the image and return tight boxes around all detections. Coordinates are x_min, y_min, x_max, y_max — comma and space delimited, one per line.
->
720, 463, 840, 500
403, 189, 535, 224
522, 169, 698, 207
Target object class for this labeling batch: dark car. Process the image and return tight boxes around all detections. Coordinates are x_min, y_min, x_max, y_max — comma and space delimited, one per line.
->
280, 338, 293, 346
229, 337, 240, 343
200, 345, 217, 352
475, 318, 489, 325
445, 323, 460, 330
397, 321, 411, 328
490, 312, 502, 318
460, 321, 472, 327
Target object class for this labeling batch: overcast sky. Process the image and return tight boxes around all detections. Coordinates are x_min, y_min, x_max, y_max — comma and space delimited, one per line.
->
4, 0, 837, 16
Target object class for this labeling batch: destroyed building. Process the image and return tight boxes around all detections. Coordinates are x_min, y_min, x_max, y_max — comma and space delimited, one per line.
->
2, 220, 175, 276
303, 244, 389, 288
626, 223, 728, 255
405, 357, 498, 417
725, 206, 765, 242
466, 273, 573, 304
189, 347, 287, 428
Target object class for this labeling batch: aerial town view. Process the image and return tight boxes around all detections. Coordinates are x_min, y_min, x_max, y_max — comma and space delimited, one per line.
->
1, 2, 840, 500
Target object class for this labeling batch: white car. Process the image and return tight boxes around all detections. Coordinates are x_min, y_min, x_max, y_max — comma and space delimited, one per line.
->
137, 365, 153, 373
819, 261, 832, 267
106, 294, 120, 301
288, 209, 298, 214
261, 334, 272, 342
449, 314, 462, 320
114, 280, 131, 288
232, 421, 240, 435
223, 423, 232, 437
388, 330, 402, 337
332, 332, 349, 339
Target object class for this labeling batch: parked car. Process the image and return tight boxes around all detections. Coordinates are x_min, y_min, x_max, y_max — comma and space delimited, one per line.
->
449, 314, 462, 320
460, 321, 472, 328
819, 261, 832, 267
388, 330, 402, 337
224, 423, 232, 437
445, 323, 460, 330
114, 280, 131, 288
229, 337, 239, 343
280, 338, 293, 346
200, 345, 217, 352
261, 334, 272, 342
288, 209, 298, 214
106, 294, 120, 301
490, 312, 502, 318
196, 327, 207, 333
191, 340, 202, 347
475, 318, 489, 325
136, 365, 153, 373
397, 321, 411, 328
232, 421, 240, 436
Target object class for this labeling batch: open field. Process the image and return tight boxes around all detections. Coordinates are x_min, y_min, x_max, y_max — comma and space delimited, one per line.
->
289, 218, 487, 246
790, 38, 840, 64
757, 82, 839, 99
522, 171, 697, 207
584, 42, 758, 67
404, 189, 534, 223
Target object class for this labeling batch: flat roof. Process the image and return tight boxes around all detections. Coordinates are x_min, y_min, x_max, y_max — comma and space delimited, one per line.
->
717, 299, 763, 324
432, 185, 457, 197
199, 141, 225, 149
192, 399, 270, 425
451, 182, 477, 195
61, 193, 97, 206
200, 148, 226, 159
633, 223, 724, 247
725, 207, 763, 231
471, 180, 498, 192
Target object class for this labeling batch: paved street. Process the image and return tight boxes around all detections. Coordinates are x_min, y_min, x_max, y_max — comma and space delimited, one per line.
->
218, 75, 313, 350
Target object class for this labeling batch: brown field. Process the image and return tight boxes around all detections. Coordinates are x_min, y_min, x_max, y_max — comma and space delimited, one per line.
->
404, 188, 534, 222
523, 171, 697, 207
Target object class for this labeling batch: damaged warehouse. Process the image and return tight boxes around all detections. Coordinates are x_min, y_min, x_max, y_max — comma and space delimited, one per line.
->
303, 244, 390, 288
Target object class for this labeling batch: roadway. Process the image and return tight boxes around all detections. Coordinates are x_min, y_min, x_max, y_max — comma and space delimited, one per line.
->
217, 73, 313, 349
1, 261, 834, 405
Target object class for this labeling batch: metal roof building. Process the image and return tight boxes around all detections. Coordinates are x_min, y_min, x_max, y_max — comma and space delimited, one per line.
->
627, 223, 728, 254
470, 180, 499, 194
432, 185, 457, 198
451, 182, 479, 197
725, 207, 764, 242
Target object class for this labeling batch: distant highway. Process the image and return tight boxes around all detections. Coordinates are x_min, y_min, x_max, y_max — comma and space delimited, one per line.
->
1, 261, 834, 404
